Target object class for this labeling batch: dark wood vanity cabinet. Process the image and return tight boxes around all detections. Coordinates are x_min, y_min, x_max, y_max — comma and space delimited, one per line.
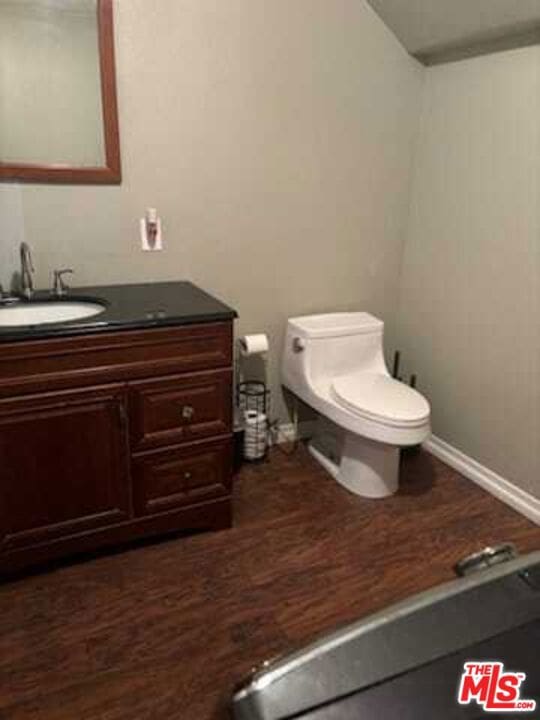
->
0, 321, 234, 574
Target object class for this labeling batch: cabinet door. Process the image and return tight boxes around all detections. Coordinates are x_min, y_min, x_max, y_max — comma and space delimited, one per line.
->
0, 385, 131, 552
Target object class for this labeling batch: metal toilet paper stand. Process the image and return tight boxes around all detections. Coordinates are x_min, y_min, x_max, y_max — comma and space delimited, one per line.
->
235, 334, 270, 463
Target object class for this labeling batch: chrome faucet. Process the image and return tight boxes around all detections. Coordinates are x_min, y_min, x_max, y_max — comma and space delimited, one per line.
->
20, 242, 35, 299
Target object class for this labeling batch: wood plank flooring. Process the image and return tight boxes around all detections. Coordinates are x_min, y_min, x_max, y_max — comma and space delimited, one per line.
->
1, 446, 539, 719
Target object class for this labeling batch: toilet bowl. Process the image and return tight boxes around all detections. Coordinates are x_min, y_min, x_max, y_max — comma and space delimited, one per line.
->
281, 312, 431, 498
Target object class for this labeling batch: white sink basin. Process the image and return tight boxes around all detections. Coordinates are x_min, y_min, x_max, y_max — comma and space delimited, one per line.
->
0, 300, 106, 327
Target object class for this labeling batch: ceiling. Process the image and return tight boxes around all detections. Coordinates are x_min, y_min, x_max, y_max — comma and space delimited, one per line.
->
367, 0, 540, 64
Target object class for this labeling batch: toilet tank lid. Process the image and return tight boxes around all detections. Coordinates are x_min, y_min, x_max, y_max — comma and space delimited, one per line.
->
288, 312, 383, 339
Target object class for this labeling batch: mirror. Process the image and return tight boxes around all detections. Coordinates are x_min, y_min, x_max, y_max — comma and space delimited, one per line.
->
0, 0, 120, 183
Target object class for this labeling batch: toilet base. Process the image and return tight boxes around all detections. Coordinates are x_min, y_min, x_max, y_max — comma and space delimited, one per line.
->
309, 432, 400, 499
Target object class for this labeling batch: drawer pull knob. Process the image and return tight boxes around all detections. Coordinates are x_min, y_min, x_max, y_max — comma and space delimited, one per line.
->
181, 405, 195, 420
184, 471, 192, 480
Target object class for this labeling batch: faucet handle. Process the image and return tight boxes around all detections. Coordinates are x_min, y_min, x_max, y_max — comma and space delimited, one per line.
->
52, 268, 74, 296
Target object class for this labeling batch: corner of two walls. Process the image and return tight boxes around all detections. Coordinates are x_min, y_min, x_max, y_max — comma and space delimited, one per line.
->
0, 186, 25, 292
395, 45, 540, 500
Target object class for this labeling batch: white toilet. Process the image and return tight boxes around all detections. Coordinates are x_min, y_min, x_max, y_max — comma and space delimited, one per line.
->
281, 312, 431, 498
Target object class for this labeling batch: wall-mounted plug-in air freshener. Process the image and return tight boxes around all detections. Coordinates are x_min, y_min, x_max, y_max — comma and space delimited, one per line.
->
140, 208, 163, 251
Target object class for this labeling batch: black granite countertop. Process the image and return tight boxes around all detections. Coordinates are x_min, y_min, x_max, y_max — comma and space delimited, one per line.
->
0, 281, 237, 343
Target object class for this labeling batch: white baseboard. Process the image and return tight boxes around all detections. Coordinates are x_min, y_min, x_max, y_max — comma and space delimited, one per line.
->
424, 435, 540, 526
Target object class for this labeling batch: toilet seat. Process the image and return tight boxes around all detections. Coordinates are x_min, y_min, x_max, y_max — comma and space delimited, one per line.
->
331, 372, 430, 429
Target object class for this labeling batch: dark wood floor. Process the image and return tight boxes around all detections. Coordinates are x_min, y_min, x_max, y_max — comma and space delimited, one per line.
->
1, 446, 539, 720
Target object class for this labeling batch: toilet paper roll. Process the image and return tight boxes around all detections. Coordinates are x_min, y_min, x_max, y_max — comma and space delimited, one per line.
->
244, 410, 267, 425
243, 411, 268, 460
239, 334, 269, 356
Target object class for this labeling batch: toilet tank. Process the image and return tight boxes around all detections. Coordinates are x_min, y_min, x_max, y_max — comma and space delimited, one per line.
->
282, 313, 387, 396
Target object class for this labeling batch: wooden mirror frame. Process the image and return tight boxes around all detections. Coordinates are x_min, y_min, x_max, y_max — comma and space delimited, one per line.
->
0, 0, 121, 185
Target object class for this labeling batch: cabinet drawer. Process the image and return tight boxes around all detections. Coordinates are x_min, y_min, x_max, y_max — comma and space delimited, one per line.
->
130, 370, 232, 451
0, 322, 233, 398
132, 438, 232, 517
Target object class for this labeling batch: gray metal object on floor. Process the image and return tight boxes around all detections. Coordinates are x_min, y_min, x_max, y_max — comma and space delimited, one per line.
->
232, 548, 540, 720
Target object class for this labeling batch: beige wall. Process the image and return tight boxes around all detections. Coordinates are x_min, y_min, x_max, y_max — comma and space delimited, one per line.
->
1, 1, 537, 504
0, 0, 423, 420
396, 46, 540, 498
